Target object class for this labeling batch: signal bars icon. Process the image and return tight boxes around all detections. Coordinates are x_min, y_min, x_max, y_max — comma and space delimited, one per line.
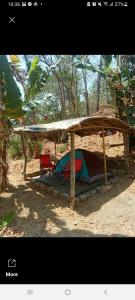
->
86, 1, 128, 7
114, 2, 128, 5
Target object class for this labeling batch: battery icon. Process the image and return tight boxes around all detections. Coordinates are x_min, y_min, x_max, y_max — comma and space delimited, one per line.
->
22, 2, 26, 5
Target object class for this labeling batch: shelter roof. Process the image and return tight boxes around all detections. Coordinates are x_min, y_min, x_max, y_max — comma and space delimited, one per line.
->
14, 116, 130, 142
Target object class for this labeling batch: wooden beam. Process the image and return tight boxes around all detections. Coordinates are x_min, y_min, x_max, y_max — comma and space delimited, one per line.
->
21, 134, 27, 181
69, 126, 129, 133
102, 129, 108, 185
70, 131, 75, 210
109, 143, 124, 148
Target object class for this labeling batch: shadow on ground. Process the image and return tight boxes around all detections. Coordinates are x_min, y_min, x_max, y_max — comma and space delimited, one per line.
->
0, 169, 134, 237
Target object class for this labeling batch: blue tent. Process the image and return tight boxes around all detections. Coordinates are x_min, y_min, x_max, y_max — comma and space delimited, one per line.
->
55, 148, 108, 183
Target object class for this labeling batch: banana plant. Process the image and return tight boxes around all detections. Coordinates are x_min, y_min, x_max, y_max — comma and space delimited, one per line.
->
76, 55, 135, 118
25, 56, 49, 101
0, 55, 24, 191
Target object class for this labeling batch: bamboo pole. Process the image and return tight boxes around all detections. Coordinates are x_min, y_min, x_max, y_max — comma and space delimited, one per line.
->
70, 131, 75, 210
102, 128, 108, 185
126, 132, 129, 154
123, 131, 129, 174
54, 142, 57, 166
21, 134, 27, 180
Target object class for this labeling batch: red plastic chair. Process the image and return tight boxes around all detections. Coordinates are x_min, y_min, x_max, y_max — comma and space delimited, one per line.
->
40, 154, 55, 174
63, 159, 82, 182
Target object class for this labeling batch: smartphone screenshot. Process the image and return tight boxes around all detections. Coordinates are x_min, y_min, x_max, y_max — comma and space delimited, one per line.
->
0, 0, 135, 298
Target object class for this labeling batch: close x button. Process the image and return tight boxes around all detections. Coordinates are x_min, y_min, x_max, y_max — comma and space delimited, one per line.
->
9, 16, 15, 23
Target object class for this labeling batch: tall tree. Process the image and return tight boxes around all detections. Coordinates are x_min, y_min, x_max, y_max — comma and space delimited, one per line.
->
73, 55, 90, 115
82, 68, 90, 115
96, 56, 102, 111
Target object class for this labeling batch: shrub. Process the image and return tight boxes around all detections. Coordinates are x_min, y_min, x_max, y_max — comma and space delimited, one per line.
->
8, 136, 22, 159
30, 140, 43, 156
57, 143, 68, 153
8, 136, 43, 160
0, 212, 15, 229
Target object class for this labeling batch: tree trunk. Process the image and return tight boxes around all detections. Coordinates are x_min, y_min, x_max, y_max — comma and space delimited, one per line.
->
0, 76, 8, 192
96, 56, 102, 112
57, 77, 67, 119
116, 55, 122, 68
54, 59, 78, 118
74, 68, 80, 117
82, 69, 90, 116
105, 80, 109, 104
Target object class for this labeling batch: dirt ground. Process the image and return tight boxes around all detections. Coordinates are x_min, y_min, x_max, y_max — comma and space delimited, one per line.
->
1, 133, 135, 237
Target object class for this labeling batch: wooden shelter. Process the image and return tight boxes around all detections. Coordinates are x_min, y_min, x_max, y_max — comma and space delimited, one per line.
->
14, 116, 130, 209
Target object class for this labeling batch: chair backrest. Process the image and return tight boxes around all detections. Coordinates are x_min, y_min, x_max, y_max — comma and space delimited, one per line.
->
40, 154, 51, 167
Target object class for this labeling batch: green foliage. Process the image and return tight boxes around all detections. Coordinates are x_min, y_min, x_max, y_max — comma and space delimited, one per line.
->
102, 55, 112, 67
0, 212, 15, 229
29, 56, 39, 74
4, 72, 23, 118
57, 143, 68, 153
4, 54, 135, 126
0, 55, 24, 119
37, 142, 43, 154
30, 140, 43, 154
99, 59, 135, 117
89, 77, 112, 111
76, 62, 98, 73
0, 55, 10, 73
26, 56, 49, 101
9, 136, 43, 159
9, 136, 22, 159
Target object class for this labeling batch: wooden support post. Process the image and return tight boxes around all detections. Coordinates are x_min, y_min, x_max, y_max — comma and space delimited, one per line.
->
54, 142, 57, 166
102, 129, 108, 185
126, 132, 129, 154
70, 131, 75, 210
21, 134, 27, 180
123, 131, 129, 174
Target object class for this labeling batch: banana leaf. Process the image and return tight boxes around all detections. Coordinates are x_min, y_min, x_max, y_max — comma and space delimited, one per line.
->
0, 55, 23, 119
